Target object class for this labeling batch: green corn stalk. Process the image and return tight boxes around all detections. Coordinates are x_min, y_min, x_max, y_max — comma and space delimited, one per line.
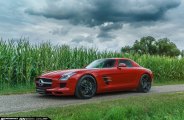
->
0, 39, 184, 90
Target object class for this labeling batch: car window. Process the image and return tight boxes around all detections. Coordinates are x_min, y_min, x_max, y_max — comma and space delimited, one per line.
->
119, 60, 133, 67
102, 59, 116, 68
86, 59, 116, 69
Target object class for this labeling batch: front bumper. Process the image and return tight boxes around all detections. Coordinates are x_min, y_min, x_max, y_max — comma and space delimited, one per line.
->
46, 88, 72, 96
35, 77, 77, 96
36, 86, 74, 96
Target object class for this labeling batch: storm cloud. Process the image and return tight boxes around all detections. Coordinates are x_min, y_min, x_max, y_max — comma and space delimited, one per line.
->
99, 22, 123, 32
97, 22, 123, 40
0, 0, 184, 51
49, 27, 70, 35
71, 35, 94, 43
97, 31, 116, 42
26, 0, 181, 26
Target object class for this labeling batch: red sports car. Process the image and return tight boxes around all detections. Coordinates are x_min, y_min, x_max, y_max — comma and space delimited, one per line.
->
35, 58, 153, 99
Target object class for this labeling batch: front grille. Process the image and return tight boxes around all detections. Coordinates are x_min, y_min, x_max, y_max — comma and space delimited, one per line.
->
38, 84, 52, 87
36, 78, 52, 88
36, 78, 52, 82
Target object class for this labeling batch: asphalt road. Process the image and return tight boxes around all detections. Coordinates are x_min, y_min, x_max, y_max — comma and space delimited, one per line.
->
0, 84, 184, 114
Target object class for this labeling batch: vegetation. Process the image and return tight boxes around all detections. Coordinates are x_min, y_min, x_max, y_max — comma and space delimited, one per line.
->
181, 50, 184, 57
3, 92, 184, 120
0, 85, 34, 95
121, 36, 181, 57
0, 39, 184, 91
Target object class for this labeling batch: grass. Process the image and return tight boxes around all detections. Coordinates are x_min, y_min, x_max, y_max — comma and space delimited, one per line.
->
0, 85, 34, 95
153, 80, 184, 86
2, 92, 184, 120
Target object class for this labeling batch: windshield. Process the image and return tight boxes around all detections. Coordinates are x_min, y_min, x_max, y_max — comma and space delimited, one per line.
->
86, 59, 116, 69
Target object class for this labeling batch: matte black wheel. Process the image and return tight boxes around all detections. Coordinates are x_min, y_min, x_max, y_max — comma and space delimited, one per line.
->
75, 75, 97, 99
137, 74, 151, 93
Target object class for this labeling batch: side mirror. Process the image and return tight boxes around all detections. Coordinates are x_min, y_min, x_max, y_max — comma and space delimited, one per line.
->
118, 63, 127, 68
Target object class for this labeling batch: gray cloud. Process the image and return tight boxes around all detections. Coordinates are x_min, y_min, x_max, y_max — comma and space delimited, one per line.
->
71, 35, 94, 43
97, 32, 116, 42
99, 22, 123, 32
49, 27, 70, 35
0, 0, 184, 52
97, 22, 122, 41
25, 0, 181, 26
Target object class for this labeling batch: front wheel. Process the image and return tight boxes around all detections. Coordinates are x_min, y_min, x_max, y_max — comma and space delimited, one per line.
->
75, 75, 97, 99
137, 74, 152, 93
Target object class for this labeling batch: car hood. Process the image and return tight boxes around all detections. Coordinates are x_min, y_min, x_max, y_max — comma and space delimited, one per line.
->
39, 68, 98, 79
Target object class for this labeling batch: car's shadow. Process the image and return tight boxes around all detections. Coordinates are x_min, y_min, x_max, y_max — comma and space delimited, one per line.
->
33, 90, 140, 100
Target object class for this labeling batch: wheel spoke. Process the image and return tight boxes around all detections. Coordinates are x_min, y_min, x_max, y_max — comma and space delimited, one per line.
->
88, 88, 93, 95
80, 83, 86, 88
79, 78, 95, 97
145, 82, 151, 90
141, 75, 151, 92
143, 82, 147, 89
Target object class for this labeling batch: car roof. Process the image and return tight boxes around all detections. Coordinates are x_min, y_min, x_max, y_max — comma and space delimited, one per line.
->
99, 58, 132, 61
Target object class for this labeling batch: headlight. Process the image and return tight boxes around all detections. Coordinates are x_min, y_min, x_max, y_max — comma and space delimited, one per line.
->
60, 72, 76, 81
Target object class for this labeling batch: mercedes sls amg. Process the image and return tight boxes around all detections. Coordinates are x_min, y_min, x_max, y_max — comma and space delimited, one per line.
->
35, 58, 153, 99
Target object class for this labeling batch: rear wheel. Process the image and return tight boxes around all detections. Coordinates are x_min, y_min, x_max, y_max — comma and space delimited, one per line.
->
137, 74, 151, 93
75, 75, 97, 99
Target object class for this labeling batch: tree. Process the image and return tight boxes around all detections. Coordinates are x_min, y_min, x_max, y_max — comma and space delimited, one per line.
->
121, 36, 181, 57
121, 46, 132, 53
156, 38, 180, 57
181, 50, 184, 57
133, 36, 157, 55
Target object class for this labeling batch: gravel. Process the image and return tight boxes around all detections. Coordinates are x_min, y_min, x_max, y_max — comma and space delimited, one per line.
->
0, 84, 184, 114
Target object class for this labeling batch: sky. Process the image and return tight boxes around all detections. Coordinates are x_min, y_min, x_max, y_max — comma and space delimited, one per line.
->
0, 0, 184, 51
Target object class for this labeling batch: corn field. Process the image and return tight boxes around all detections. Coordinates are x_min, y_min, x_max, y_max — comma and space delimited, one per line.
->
0, 40, 184, 89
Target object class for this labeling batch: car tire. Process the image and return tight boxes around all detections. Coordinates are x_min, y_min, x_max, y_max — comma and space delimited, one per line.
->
75, 75, 97, 99
137, 74, 152, 93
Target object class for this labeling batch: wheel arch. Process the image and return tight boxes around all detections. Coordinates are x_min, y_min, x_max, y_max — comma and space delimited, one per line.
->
137, 72, 152, 92
143, 72, 153, 81
76, 73, 98, 92
74, 73, 98, 99
140, 72, 153, 86
136, 71, 153, 87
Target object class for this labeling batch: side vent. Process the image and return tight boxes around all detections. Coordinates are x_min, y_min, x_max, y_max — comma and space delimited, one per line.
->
102, 76, 112, 85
